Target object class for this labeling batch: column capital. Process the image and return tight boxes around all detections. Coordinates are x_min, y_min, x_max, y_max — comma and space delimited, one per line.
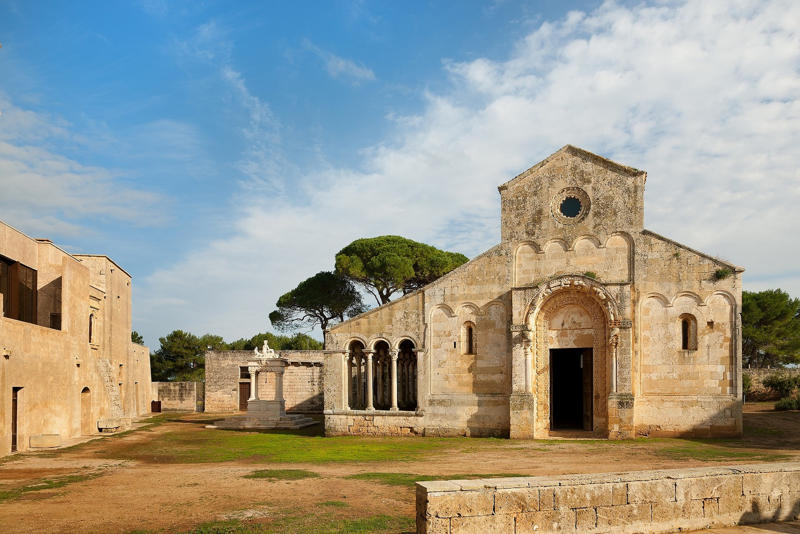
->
390, 350, 398, 360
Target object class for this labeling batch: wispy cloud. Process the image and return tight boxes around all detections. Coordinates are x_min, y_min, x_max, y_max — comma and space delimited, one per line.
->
0, 94, 162, 238
137, 0, 800, 345
304, 39, 376, 83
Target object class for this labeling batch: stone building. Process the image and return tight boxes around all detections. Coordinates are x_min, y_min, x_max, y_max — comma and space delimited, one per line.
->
0, 220, 151, 456
205, 351, 323, 413
323, 145, 743, 439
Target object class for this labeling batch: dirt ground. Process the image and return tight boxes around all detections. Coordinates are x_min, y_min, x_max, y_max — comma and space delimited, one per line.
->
1, 403, 799, 534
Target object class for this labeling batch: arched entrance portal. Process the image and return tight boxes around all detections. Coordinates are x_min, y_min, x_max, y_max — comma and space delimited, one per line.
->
80, 387, 93, 435
529, 284, 613, 436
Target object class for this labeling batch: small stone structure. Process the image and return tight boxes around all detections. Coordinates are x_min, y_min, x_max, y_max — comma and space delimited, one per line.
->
416, 463, 800, 533
151, 381, 204, 411
214, 342, 316, 430
205, 350, 323, 413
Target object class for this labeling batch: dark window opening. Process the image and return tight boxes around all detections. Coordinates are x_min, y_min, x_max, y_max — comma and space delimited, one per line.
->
89, 314, 94, 343
680, 314, 698, 351
0, 255, 37, 325
466, 326, 474, 354
50, 313, 61, 330
239, 366, 251, 379
559, 197, 582, 218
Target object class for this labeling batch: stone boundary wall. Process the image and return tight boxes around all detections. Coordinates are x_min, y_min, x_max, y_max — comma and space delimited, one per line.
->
152, 382, 204, 412
744, 368, 800, 401
325, 412, 423, 436
416, 463, 800, 534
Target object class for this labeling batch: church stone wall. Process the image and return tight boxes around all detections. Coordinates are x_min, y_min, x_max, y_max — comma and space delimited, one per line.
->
634, 232, 742, 436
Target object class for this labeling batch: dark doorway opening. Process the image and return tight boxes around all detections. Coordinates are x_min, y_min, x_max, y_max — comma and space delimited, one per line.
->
550, 348, 593, 430
11, 387, 22, 452
238, 382, 251, 411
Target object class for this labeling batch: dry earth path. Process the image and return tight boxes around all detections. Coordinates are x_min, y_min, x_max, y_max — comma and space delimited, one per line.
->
0, 403, 797, 533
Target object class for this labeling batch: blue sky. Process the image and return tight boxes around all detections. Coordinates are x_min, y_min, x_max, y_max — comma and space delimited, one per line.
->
1, 0, 798, 349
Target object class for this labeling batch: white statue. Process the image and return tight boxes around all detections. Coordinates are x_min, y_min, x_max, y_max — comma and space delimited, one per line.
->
253, 339, 276, 358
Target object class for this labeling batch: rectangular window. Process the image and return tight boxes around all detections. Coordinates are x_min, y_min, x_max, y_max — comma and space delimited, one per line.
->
239, 366, 251, 379
0, 256, 37, 325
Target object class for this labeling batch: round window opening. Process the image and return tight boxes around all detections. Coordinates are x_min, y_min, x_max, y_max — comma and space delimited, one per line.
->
559, 197, 582, 218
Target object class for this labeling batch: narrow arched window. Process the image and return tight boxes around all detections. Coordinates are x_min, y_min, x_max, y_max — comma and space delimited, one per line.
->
89, 313, 94, 343
679, 314, 697, 350
462, 322, 476, 355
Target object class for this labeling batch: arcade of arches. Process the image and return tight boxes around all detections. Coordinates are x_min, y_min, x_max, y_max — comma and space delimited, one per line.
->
346, 339, 417, 412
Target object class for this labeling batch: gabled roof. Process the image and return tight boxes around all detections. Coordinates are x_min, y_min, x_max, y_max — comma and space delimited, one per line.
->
497, 145, 647, 192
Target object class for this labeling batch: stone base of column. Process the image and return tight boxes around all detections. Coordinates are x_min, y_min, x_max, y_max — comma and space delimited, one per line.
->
607, 393, 635, 439
509, 393, 536, 439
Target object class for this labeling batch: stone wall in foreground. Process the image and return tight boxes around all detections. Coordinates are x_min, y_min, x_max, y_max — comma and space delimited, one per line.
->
416, 463, 800, 534
152, 381, 203, 412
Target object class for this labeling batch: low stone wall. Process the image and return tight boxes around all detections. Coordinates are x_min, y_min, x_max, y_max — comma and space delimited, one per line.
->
325, 412, 423, 436
416, 463, 800, 534
152, 381, 203, 411
744, 368, 800, 401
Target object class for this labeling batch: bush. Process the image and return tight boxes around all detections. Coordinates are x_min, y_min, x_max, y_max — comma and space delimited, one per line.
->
762, 373, 800, 398
742, 373, 752, 398
775, 393, 800, 411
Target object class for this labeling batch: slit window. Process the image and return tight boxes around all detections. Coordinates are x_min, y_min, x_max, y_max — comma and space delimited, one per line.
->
679, 314, 698, 350
462, 322, 476, 355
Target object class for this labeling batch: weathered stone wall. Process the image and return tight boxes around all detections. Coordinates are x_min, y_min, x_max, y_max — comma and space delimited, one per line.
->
325, 412, 423, 436
744, 368, 800, 401
204, 350, 323, 413
0, 221, 151, 456
152, 381, 203, 411
416, 463, 800, 534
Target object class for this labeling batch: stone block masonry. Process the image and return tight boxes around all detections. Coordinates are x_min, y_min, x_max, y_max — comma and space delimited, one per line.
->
416, 463, 800, 533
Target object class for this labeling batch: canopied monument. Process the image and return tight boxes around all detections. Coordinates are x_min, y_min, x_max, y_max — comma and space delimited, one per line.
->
322, 145, 743, 439
214, 341, 316, 430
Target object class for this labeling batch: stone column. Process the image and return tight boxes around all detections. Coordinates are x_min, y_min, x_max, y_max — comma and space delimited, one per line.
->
344, 353, 351, 410
607, 320, 634, 439
509, 324, 536, 439
366, 351, 374, 411
390, 350, 399, 411
356, 354, 363, 408
275, 368, 284, 402
248, 366, 258, 401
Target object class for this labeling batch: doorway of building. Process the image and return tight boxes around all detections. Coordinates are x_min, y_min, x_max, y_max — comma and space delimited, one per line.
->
550, 348, 593, 430
11, 387, 22, 452
81, 387, 92, 435
238, 382, 250, 411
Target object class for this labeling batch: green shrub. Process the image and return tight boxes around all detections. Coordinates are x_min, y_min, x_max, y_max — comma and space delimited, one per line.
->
763, 373, 800, 398
775, 394, 800, 411
742, 374, 752, 398
713, 268, 733, 281
583, 272, 597, 279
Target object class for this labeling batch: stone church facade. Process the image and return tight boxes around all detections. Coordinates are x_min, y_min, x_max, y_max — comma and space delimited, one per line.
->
323, 146, 743, 439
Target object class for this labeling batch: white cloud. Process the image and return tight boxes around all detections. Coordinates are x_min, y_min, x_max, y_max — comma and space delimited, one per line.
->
137, 0, 800, 346
304, 40, 376, 83
0, 95, 162, 238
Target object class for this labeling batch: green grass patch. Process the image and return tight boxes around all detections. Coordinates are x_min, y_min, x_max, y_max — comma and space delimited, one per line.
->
655, 441, 790, 462
183, 513, 413, 533
0, 473, 101, 503
743, 423, 784, 437
346, 472, 529, 487
104, 427, 458, 464
318, 500, 349, 508
243, 469, 319, 481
